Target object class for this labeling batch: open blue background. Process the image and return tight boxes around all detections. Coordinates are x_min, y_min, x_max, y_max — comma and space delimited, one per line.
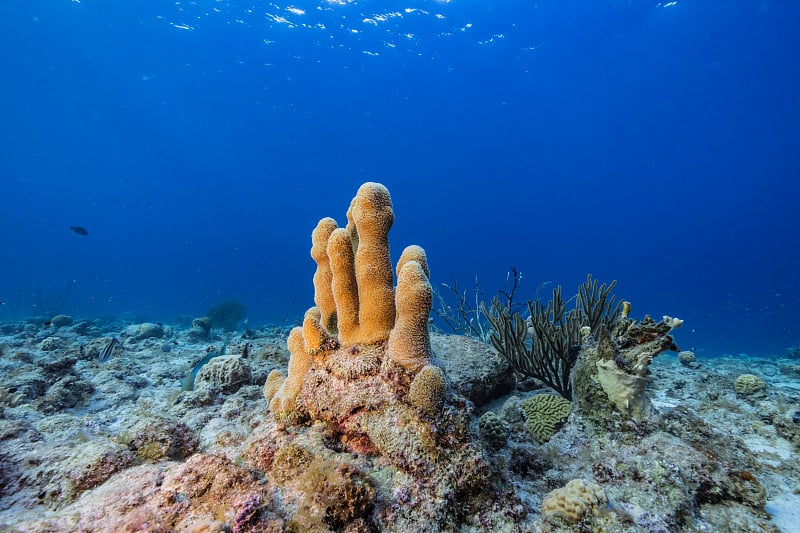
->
1, 0, 798, 357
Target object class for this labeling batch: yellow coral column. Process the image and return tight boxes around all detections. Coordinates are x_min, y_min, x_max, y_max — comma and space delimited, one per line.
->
396, 245, 429, 278
348, 182, 396, 344
269, 327, 312, 415
388, 256, 433, 372
328, 227, 360, 345
311, 217, 339, 334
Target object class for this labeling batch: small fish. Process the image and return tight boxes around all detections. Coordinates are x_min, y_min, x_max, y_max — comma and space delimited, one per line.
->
70, 226, 89, 236
99, 337, 118, 362
43, 321, 53, 327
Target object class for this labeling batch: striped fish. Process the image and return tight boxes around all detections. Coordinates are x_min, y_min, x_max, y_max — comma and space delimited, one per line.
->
99, 337, 118, 362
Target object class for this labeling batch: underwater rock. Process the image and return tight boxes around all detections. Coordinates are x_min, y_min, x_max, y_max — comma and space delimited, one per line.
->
432, 333, 514, 406
0, 324, 23, 335
153, 454, 265, 530
50, 315, 73, 328
678, 350, 697, 368
39, 336, 61, 351
0, 387, 25, 409
269, 443, 375, 531
11, 456, 263, 532
68, 320, 92, 336
40, 355, 77, 378
3, 371, 48, 404
119, 416, 199, 462
778, 363, 800, 378
188, 316, 212, 341
132, 322, 164, 341
37, 374, 94, 414
59, 439, 135, 503
194, 355, 252, 395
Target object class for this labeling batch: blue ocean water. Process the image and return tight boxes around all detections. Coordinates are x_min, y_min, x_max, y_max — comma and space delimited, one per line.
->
0, 0, 797, 358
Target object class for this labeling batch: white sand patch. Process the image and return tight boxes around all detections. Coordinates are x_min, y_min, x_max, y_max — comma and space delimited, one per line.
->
652, 398, 679, 410
742, 434, 792, 466
766, 492, 800, 532
771, 381, 800, 392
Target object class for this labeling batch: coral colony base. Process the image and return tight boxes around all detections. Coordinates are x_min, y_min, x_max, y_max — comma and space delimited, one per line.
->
0, 182, 799, 532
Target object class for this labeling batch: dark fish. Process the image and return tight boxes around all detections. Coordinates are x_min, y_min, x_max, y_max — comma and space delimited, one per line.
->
43, 321, 53, 327
99, 337, 118, 362
70, 226, 89, 236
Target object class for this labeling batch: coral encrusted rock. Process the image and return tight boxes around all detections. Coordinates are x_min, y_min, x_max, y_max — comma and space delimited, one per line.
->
133, 322, 164, 341
194, 355, 252, 394
478, 411, 508, 450
734, 373, 766, 395
50, 314, 74, 328
261, 183, 493, 530
540, 478, 608, 532
408, 364, 446, 418
572, 311, 679, 423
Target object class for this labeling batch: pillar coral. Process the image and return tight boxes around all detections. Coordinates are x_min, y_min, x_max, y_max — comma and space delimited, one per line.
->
310, 217, 338, 334
268, 182, 436, 418
261, 182, 489, 531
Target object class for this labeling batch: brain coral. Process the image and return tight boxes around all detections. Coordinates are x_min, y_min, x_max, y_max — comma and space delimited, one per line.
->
734, 373, 766, 395
521, 393, 572, 444
541, 478, 607, 531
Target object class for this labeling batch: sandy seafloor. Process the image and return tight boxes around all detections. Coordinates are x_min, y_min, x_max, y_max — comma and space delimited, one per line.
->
1, 315, 799, 532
